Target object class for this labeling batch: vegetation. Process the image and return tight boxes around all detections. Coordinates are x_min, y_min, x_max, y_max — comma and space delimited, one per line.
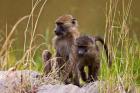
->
100, 0, 140, 92
0, 0, 139, 92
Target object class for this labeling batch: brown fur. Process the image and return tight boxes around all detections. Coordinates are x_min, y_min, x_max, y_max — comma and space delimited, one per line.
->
42, 50, 52, 75
72, 35, 111, 86
53, 15, 80, 82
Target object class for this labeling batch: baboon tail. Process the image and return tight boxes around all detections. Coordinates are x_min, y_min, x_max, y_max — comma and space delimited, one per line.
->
94, 36, 112, 67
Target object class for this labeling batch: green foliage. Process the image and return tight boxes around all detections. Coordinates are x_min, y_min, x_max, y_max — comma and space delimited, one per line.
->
0, 0, 139, 91
33, 52, 43, 72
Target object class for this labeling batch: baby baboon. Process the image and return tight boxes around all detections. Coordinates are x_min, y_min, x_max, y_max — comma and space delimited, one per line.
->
53, 15, 80, 80
42, 50, 52, 75
73, 35, 111, 86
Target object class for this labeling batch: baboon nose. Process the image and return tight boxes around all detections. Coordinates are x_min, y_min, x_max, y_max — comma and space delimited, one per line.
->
54, 30, 57, 33
78, 50, 84, 56
55, 30, 63, 36
55, 30, 60, 35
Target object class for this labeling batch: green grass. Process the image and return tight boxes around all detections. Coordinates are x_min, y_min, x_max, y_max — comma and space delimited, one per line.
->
0, 0, 140, 92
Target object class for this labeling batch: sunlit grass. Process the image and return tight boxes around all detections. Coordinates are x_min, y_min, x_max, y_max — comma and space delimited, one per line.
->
0, 0, 50, 72
0, 0, 140, 92
98, 0, 140, 92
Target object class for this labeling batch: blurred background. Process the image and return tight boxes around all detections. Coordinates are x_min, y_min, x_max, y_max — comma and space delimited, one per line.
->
0, 0, 140, 90
0, 0, 139, 59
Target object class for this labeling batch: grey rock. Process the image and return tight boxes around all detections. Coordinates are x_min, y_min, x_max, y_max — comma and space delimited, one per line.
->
37, 81, 104, 93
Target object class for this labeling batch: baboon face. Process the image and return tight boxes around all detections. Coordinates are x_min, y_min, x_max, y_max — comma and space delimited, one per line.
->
42, 50, 52, 62
75, 36, 97, 57
54, 15, 78, 36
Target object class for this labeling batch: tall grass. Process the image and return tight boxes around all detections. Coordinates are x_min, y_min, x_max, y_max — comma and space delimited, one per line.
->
99, 0, 140, 92
0, 0, 50, 71
0, 0, 140, 92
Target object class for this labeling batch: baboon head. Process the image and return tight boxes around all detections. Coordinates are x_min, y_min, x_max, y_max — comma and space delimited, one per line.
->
54, 15, 78, 37
42, 50, 52, 62
74, 36, 98, 58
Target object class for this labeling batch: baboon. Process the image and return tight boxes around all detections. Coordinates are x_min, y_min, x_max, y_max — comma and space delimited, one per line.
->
53, 15, 80, 81
42, 50, 52, 75
72, 35, 112, 86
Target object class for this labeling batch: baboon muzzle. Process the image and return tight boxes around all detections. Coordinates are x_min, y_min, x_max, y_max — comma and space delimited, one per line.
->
78, 49, 85, 56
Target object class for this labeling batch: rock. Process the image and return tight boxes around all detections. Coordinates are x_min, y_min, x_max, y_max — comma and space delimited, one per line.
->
37, 84, 83, 93
0, 70, 41, 93
0, 70, 104, 93
0, 70, 132, 93
37, 81, 104, 93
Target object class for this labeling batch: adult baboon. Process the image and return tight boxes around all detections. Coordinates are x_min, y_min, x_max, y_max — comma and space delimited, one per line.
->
53, 15, 80, 81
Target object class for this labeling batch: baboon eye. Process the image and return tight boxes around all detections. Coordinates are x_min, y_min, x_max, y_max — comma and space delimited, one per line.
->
72, 19, 76, 24
56, 22, 63, 25
72, 20, 75, 24
78, 46, 87, 49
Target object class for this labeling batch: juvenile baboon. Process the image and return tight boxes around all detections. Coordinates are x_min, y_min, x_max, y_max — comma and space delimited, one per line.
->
53, 15, 80, 81
72, 35, 112, 86
42, 50, 52, 75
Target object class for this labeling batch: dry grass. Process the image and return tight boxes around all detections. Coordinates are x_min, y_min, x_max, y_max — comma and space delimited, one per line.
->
0, 0, 140, 92
100, 0, 140, 92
